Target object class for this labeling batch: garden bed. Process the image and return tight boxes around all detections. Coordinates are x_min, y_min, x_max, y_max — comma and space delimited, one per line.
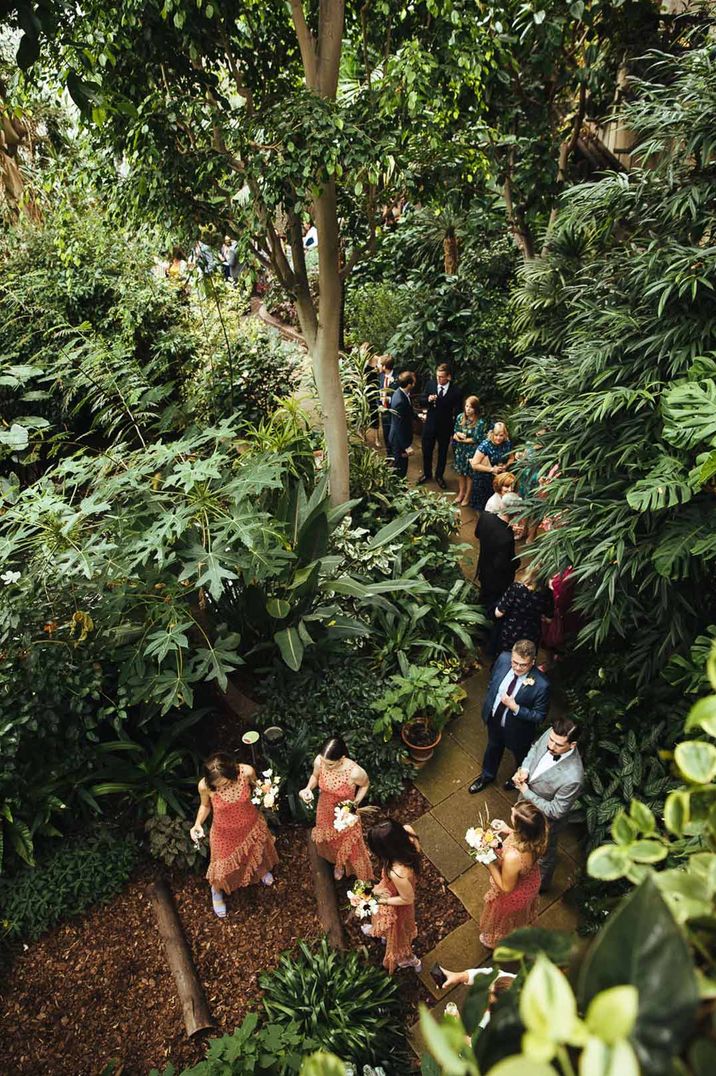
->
0, 789, 466, 1074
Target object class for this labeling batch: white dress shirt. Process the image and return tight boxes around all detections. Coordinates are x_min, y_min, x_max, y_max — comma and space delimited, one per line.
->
492, 669, 527, 726
529, 746, 575, 783
465, 968, 517, 1029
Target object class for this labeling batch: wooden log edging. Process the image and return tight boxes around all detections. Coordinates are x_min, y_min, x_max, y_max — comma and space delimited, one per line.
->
306, 831, 345, 950
148, 877, 214, 1038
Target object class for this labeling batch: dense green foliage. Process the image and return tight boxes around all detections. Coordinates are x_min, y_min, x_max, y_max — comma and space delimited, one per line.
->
261, 939, 408, 1072
508, 45, 716, 686
154, 1013, 315, 1075
0, 830, 138, 943
344, 281, 415, 355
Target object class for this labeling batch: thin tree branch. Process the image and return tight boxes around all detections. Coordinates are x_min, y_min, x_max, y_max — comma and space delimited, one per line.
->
289, 0, 318, 88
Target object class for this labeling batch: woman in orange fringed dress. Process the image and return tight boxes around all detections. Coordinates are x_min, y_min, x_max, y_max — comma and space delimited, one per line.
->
300, 736, 374, 882
190, 753, 279, 918
479, 801, 547, 948
363, 820, 422, 974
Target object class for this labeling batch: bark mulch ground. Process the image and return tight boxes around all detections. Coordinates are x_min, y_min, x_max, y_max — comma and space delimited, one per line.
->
0, 788, 466, 1076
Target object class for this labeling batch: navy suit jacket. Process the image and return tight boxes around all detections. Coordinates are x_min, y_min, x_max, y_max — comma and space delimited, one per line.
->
420, 379, 461, 435
481, 652, 551, 727
389, 388, 414, 452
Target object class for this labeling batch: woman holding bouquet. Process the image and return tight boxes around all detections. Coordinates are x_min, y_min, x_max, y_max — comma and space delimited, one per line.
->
479, 802, 547, 948
365, 820, 422, 974
190, 753, 279, 919
299, 736, 373, 882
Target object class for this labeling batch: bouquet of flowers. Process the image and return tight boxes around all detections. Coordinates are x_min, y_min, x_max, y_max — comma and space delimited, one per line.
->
347, 879, 378, 920
334, 799, 359, 832
251, 769, 281, 811
465, 808, 503, 865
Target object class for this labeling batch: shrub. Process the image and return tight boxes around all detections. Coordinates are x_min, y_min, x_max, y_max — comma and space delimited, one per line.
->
144, 814, 207, 871
344, 281, 414, 353
155, 1012, 313, 1075
260, 939, 408, 1073
257, 657, 413, 805
0, 830, 139, 943
183, 317, 303, 426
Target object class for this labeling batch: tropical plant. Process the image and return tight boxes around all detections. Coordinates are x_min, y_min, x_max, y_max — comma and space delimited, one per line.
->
0, 829, 138, 943
504, 43, 716, 690
260, 939, 408, 1072
144, 814, 207, 871
257, 658, 413, 806
420, 876, 702, 1075
371, 663, 466, 743
344, 281, 415, 353
151, 1013, 316, 1075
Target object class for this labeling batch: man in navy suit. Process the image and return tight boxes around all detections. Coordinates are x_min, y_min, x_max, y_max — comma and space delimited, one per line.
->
389, 370, 416, 478
379, 355, 398, 456
469, 639, 551, 794
417, 363, 461, 489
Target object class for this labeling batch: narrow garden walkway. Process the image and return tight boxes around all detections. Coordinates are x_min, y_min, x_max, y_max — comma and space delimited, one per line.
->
401, 450, 582, 1055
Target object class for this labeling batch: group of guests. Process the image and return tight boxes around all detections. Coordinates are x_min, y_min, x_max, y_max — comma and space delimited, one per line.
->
189, 700, 583, 971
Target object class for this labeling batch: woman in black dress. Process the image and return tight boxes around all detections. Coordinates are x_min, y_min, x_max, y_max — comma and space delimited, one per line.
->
494, 568, 554, 654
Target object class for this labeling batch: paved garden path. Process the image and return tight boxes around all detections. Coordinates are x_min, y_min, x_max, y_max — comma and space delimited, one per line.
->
402, 450, 582, 1055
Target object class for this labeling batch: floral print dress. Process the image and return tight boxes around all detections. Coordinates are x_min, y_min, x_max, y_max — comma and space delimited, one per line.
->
470, 437, 513, 510
311, 758, 374, 881
479, 836, 540, 948
206, 771, 278, 893
497, 582, 554, 651
371, 866, 418, 973
452, 415, 486, 476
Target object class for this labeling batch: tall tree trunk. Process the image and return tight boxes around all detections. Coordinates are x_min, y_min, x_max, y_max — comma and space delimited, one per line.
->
290, 0, 350, 506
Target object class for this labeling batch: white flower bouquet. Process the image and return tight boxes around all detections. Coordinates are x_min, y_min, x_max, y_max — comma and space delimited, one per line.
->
251, 769, 281, 811
347, 879, 378, 920
334, 799, 359, 832
465, 808, 503, 865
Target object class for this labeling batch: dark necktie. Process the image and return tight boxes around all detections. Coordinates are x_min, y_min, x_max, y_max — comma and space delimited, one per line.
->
438, 386, 445, 398
551, 753, 562, 762
498, 674, 519, 727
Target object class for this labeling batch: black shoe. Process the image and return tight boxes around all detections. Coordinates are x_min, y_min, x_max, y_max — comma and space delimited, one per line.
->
539, 880, 551, 894
503, 779, 516, 792
436, 477, 447, 490
468, 775, 493, 795
416, 475, 430, 485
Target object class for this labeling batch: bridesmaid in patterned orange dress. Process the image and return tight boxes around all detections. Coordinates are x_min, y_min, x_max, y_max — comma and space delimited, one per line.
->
479, 801, 547, 948
299, 736, 374, 882
190, 753, 279, 918
364, 820, 422, 974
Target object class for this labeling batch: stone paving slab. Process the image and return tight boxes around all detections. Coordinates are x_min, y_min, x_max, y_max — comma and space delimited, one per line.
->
536, 850, 580, 914
432, 784, 515, 846
413, 732, 482, 806
421, 918, 491, 987
449, 862, 493, 920
411, 811, 473, 882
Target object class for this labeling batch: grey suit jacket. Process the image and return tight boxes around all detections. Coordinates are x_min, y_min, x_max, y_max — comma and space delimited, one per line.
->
518, 729, 584, 823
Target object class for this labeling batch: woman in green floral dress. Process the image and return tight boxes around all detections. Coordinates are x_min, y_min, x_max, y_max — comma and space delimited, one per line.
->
452, 395, 486, 505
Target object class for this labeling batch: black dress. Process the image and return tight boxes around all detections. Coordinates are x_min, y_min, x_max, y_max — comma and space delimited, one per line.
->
496, 583, 554, 652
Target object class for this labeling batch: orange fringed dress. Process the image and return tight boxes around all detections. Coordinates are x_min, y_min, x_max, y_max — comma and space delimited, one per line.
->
371, 867, 417, 973
206, 772, 278, 893
311, 758, 374, 881
479, 836, 540, 948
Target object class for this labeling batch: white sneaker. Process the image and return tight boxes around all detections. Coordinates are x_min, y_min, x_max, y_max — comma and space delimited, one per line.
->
361, 923, 374, 936
261, 871, 274, 886
211, 888, 227, 918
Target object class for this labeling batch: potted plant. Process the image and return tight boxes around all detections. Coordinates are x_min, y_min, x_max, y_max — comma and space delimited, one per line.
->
371, 663, 466, 765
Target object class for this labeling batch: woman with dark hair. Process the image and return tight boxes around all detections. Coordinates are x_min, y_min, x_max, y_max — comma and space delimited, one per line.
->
189, 753, 279, 918
299, 736, 373, 882
364, 819, 422, 973
478, 801, 548, 947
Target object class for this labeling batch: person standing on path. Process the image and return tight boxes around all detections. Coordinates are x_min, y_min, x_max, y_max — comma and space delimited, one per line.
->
417, 363, 461, 490
364, 820, 422, 974
378, 355, 398, 455
511, 717, 584, 891
190, 753, 279, 918
469, 640, 551, 795
475, 492, 523, 615
299, 736, 374, 881
389, 370, 416, 478
452, 395, 486, 505
478, 802, 548, 948
470, 423, 514, 510
495, 566, 554, 653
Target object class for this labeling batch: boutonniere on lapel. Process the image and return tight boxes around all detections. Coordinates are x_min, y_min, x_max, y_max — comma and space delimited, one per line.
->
523, 677, 535, 687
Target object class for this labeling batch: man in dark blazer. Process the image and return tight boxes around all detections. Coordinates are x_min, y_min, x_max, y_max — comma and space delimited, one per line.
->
417, 363, 461, 489
389, 370, 417, 478
469, 639, 551, 794
475, 493, 521, 612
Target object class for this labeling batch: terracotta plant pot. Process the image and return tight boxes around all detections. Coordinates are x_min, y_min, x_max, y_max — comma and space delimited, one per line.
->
401, 720, 442, 766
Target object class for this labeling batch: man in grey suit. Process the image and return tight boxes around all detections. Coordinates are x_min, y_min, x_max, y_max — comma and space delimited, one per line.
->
511, 715, 584, 892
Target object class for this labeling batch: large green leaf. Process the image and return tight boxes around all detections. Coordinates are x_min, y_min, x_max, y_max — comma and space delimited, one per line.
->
578, 876, 699, 1073
662, 379, 716, 450
274, 626, 304, 671
625, 457, 693, 512
367, 511, 419, 549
